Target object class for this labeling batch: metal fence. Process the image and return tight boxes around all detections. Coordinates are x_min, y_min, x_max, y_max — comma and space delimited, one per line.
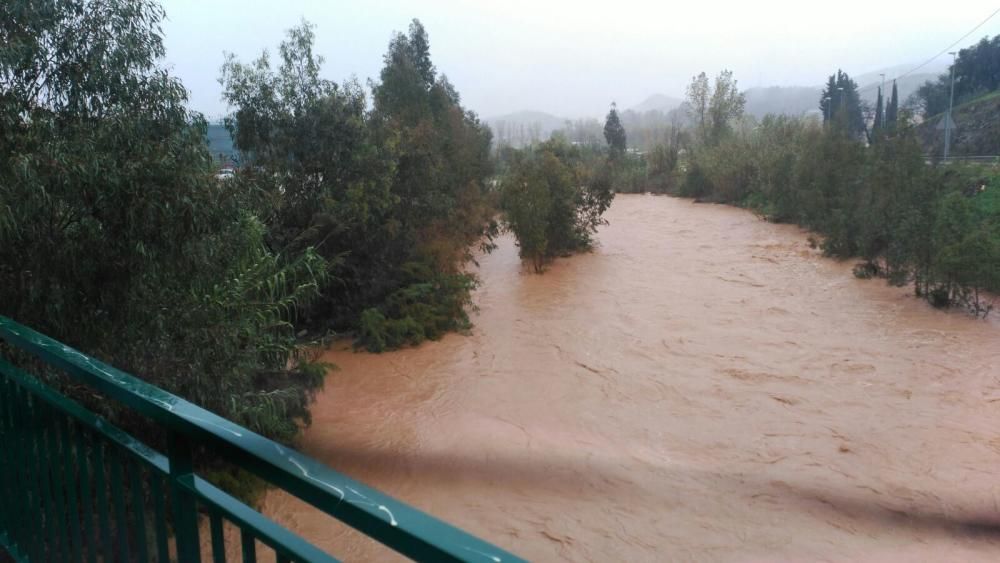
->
0, 316, 524, 562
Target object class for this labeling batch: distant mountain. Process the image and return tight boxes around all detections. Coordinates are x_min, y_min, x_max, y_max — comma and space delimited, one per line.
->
483, 62, 953, 147
853, 61, 948, 91
629, 94, 683, 114
741, 63, 949, 119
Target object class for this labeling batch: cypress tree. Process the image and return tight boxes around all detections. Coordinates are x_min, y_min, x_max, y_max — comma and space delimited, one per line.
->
886, 80, 899, 126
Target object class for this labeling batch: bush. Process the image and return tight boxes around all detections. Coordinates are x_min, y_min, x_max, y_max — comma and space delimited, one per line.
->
355, 264, 476, 351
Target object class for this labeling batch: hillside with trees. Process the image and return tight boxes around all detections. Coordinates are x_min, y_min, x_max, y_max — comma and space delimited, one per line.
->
914, 34, 1000, 156
917, 92, 1000, 156
915, 35, 1000, 118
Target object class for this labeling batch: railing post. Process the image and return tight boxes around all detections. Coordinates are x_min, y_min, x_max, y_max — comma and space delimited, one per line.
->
168, 430, 201, 563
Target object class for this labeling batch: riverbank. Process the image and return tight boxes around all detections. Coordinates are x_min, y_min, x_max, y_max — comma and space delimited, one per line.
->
263, 194, 1000, 561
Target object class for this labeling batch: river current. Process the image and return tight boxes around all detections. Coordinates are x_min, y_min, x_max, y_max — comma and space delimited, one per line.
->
262, 194, 1000, 561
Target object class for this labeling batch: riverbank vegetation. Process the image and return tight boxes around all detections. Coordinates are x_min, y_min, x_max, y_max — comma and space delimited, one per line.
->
674, 70, 1000, 317
0, 0, 497, 502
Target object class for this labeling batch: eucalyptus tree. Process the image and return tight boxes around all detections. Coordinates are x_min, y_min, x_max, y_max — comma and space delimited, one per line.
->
0, 0, 324, 443
222, 19, 497, 351
685, 70, 745, 146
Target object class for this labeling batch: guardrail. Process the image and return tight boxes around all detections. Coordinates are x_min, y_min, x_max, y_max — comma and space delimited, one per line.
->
0, 316, 525, 562
928, 155, 1000, 164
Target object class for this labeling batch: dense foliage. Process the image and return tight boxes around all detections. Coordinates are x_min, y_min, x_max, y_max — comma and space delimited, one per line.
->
0, 0, 328, 445
220, 19, 496, 352
687, 70, 746, 146
917, 34, 1000, 117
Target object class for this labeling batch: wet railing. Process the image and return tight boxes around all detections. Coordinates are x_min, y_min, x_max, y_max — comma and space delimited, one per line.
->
0, 316, 524, 562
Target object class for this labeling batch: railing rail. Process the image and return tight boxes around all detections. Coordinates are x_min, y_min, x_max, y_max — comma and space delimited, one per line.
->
0, 316, 524, 562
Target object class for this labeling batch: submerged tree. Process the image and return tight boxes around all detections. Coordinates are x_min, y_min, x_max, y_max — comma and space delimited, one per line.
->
501, 139, 615, 272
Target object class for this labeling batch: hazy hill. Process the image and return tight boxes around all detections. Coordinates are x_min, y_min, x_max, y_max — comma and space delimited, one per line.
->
744, 86, 821, 118
487, 110, 566, 129
856, 72, 941, 107
741, 65, 945, 119
487, 110, 569, 147
629, 93, 683, 114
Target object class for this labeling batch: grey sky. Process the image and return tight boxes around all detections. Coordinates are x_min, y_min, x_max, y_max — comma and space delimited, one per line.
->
161, 0, 1000, 120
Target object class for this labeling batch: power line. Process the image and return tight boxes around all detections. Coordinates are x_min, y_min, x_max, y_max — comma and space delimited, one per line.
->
855, 5, 1000, 95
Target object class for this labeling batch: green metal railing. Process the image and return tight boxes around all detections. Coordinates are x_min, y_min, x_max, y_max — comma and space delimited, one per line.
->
0, 316, 525, 562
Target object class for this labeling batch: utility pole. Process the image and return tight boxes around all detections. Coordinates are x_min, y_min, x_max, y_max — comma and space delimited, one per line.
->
944, 51, 958, 160
824, 96, 831, 123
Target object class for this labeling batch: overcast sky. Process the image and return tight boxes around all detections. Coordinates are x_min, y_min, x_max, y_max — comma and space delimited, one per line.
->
161, 0, 1000, 120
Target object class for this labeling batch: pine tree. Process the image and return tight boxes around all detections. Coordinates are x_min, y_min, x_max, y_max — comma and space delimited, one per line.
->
603, 102, 627, 156
819, 70, 865, 138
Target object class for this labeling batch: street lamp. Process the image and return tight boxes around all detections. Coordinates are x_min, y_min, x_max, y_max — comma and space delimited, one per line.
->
944, 51, 958, 160
836, 86, 845, 124
879, 73, 886, 128
824, 96, 831, 122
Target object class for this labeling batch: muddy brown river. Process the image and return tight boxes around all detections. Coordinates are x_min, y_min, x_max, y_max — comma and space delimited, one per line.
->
262, 194, 1000, 561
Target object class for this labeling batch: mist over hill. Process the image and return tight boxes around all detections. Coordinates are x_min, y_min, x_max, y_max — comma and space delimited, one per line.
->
741, 65, 945, 119
487, 110, 568, 147
484, 62, 954, 147
743, 86, 822, 118
629, 94, 683, 114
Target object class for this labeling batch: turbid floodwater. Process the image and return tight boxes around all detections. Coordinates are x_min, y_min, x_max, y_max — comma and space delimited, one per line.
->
260, 194, 1000, 562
